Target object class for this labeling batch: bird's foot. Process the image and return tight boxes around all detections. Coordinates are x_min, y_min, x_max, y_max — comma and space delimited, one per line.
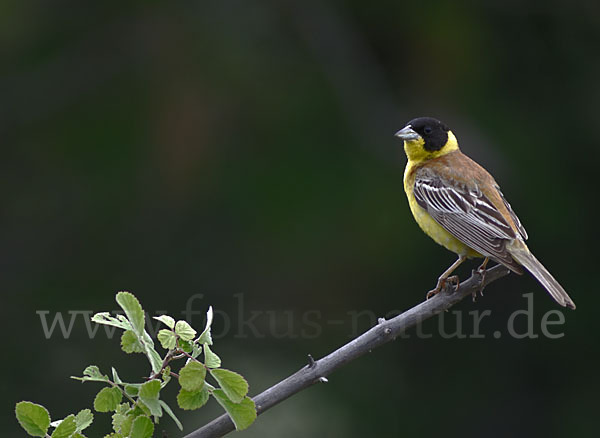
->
475, 268, 488, 300
470, 274, 486, 302
470, 258, 490, 302
426, 275, 460, 299
474, 258, 489, 297
476, 259, 489, 273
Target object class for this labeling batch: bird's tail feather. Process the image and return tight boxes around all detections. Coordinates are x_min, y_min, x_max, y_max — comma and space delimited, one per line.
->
507, 242, 575, 309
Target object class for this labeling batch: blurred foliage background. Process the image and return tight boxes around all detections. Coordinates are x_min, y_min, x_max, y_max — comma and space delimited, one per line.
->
3, 1, 600, 436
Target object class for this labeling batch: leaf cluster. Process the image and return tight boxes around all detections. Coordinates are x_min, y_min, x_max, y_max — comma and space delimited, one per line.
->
16, 292, 256, 437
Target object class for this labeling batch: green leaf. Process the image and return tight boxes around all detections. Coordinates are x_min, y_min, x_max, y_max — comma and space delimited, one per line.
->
210, 369, 248, 403
139, 380, 161, 399
197, 330, 212, 345
15, 401, 50, 437
159, 400, 183, 430
121, 330, 144, 353
157, 329, 176, 350
112, 412, 126, 434
141, 400, 161, 418
136, 331, 163, 374
129, 415, 154, 438
153, 315, 175, 329
91, 312, 131, 331
179, 339, 193, 353
179, 361, 206, 391
197, 306, 213, 345
111, 404, 131, 434
177, 387, 210, 410
191, 342, 202, 359
71, 365, 109, 383
116, 292, 145, 336
145, 346, 163, 374
203, 343, 221, 368
212, 390, 257, 431
161, 366, 171, 384
51, 414, 76, 438
139, 380, 162, 417
125, 384, 139, 396
74, 409, 93, 432
175, 320, 196, 341
94, 387, 123, 412
120, 415, 134, 436
131, 401, 151, 417
111, 368, 122, 385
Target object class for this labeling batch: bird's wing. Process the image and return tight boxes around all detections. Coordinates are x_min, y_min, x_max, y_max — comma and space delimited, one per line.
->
496, 185, 528, 240
413, 167, 523, 272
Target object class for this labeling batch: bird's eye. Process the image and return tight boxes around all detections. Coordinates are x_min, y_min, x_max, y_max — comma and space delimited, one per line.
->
424, 126, 433, 135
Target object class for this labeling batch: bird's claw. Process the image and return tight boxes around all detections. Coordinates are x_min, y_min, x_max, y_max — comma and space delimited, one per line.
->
471, 264, 489, 302
426, 275, 460, 299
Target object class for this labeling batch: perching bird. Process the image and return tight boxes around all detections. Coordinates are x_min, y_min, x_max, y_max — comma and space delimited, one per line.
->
396, 117, 575, 309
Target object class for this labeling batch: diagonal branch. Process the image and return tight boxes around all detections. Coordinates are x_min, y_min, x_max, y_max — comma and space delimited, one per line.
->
183, 264, 511, 438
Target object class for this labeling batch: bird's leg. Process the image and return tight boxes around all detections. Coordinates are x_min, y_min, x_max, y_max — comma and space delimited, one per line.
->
477, 257, 489, 273
473, 257, 490, 300
426, 255, 467, 299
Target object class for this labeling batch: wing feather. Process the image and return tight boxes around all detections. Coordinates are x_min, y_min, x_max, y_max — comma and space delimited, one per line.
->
413, 167, 523, 272
496, 186, 528, 240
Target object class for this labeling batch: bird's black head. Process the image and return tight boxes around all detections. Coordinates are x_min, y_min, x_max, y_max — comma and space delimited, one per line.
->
396, 117, 450, 152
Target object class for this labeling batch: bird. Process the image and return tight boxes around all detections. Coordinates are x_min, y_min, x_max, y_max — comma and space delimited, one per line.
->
395, 116, 575, 309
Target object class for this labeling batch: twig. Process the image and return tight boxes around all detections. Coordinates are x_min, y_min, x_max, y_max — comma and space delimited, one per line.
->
183, 265, 511, 438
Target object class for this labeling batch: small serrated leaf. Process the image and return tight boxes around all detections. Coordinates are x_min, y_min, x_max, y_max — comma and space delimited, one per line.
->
141, 399, 161, 418
212, 390, 257, 431
121, 330, 144, 353
139, 380, 161, 400
157, 329, 177, 350
175, 320, 197, 341
133, 401, 152, 417
203, 343, 221, 368
111, 368, 122, 384
197, 330, 212, 345
138, 380, 162, 417
196, 306, 214, 345
94, 387, 123, 412
177, 387, 210, 410
179, 361, 206, 391
74, 409, 93, 432
162, 366, 172, 384
124, 384, 139, 396
111, 404, 130, 435
120, 415, 134, 436
129, 415, 154, 438
116, 292, 145, 336
153, 315, 175, 329
159, 400, 183, 430
142, 342, 163, 375
50, 414, 76, 438
71, 365, 109, 383
191, 342, 202, 359
15, 401, 51, 437
210, 369, 248, 403
91, 312, 131, 330
179, 339, 193, 353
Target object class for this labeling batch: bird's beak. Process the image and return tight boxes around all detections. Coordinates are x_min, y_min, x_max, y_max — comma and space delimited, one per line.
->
394, 125, 420, 141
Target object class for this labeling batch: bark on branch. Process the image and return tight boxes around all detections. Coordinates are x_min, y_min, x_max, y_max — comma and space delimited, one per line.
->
183, 264, 511, 438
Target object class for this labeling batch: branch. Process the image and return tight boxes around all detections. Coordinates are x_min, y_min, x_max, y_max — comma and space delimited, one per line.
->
183, 264, 511, 438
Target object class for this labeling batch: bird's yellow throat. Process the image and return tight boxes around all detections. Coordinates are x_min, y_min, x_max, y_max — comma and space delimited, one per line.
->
404, 130, 460, 164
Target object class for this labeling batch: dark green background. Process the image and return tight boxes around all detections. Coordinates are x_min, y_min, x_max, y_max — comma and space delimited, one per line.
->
4, 1, 599, 436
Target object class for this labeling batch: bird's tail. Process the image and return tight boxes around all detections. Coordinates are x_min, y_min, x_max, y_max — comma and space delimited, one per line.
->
507, 240, 575, 309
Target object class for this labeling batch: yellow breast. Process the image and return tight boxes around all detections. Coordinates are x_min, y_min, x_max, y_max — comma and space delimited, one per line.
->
403, 161, 481, 258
